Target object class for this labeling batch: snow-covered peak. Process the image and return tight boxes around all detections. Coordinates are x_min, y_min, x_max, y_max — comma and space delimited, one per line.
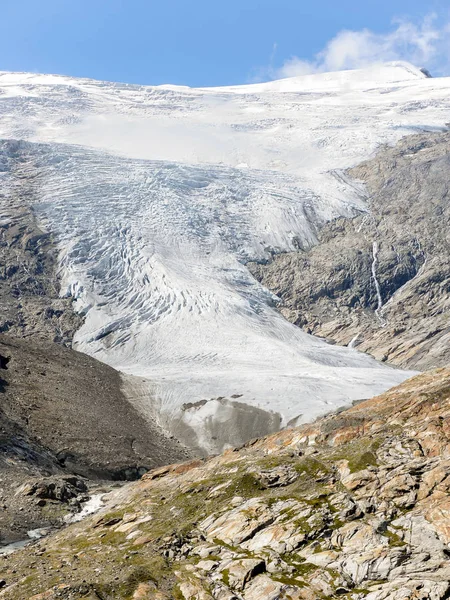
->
202, 61, 429, 94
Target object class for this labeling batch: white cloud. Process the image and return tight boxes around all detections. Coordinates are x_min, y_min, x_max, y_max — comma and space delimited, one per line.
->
273, 14, 450, 79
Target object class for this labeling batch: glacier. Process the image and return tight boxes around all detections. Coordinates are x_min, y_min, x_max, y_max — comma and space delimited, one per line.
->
1, 62, 449, 453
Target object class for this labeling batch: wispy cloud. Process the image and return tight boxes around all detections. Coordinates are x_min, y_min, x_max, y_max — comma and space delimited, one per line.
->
260, 14, 450, 81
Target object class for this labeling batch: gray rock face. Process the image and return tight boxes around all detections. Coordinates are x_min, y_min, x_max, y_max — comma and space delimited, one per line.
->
250, 131, 450, 370
0, 196, 82, 346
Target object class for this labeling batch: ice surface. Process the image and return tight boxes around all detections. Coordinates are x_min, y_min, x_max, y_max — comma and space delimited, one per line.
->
1, 63, 449, 451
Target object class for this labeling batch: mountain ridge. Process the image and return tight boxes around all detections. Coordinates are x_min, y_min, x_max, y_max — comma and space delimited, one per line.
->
0, 60, 429, 92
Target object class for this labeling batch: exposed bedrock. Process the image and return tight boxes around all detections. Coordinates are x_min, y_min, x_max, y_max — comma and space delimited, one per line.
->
0, 149, 84, 346
3, 367, 450, 598
250, 131, 450, 370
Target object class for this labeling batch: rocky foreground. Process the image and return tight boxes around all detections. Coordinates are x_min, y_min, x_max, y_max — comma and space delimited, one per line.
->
1, 367, 450, 599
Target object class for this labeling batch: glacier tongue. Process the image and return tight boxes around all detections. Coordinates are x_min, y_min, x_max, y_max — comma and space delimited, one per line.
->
1, 63, 449, 453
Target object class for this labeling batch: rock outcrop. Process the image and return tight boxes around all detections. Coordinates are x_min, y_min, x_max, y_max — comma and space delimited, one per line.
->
250, 131, 450, 370
0, 192, 82, 345
2, 368, 450, 598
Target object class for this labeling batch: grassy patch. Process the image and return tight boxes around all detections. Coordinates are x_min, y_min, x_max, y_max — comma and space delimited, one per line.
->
228, 472, 266, 496
293, 456, 329, 477
328, 437, 381, 473
281, 555, 318, 577
382, 529, 406, 548
118, 565, 158, 596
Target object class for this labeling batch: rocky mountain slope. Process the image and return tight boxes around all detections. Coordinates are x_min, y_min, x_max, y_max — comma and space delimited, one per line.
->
0, 333, 189, 545
2, 367, 450, 599
0, 334, 188, 479
250, 131, 450, 371
0, 191, 82, 345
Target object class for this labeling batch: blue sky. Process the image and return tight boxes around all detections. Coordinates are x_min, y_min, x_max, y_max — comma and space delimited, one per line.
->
1, 0, 449, 86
